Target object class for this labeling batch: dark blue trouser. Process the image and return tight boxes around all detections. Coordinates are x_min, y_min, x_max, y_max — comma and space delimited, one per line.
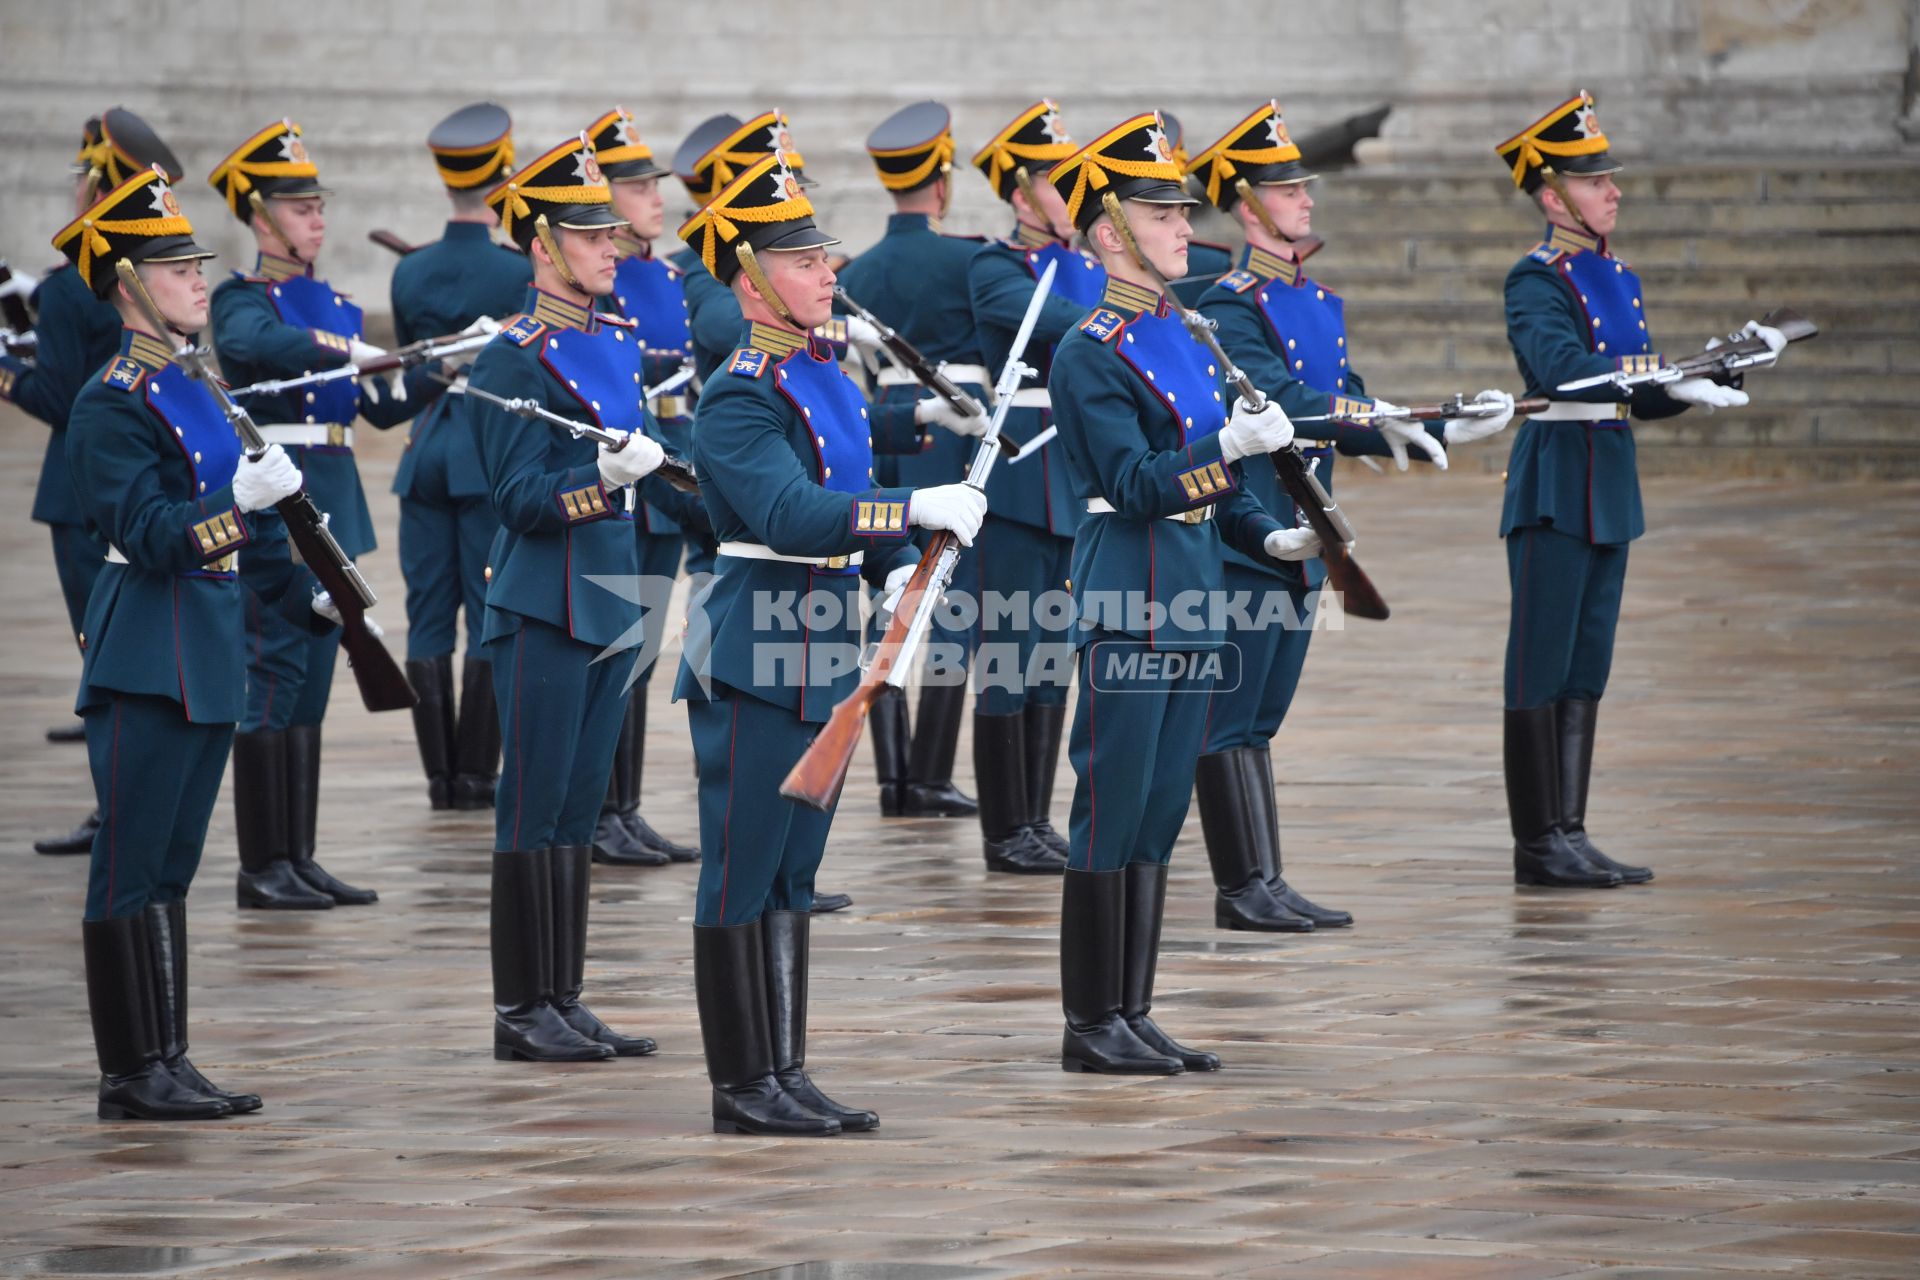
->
1200, 564, 1316, 752
973, 516, 1075, 715
84, 694, 233, 920
398, 494, 496, 661
633, 530, 684, 687
1067, 632, 1216, 872
687, 688, 838, 925
49, 521, 107, 646
490, 618, 636, 852
242, 576, 338, 732
1505, 524, 1629, 709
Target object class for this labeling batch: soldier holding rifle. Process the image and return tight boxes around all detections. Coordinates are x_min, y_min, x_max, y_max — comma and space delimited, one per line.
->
673, 150, 986, 1135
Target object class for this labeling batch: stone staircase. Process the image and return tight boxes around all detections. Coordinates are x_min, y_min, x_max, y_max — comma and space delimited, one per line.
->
1243, 158, 1920, 477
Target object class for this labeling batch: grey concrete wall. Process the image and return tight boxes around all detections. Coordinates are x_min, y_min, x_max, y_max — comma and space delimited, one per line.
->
1, 0, 1914, 311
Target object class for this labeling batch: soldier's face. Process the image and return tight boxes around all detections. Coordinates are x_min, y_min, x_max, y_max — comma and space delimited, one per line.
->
1260, 182, 1313, 241
1016, 180, 1074, 240
762, 246, 835, 328
1561, 174, 1620, 236
269, 197, 327, 261
610, 178, 666, 240
1131, 202, 1193, 280
135, 259, 209, 333
557, 226, 620, 295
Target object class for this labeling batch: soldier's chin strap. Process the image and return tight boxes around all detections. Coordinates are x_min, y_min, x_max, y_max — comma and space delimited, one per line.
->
1097, 190, 1169, 298
734, 241, 798, 328
1232, 177, 1324, 265
1537, 166, 1596, 238
938, 162, 954, 219
533, 214, 583, 291
247, 192, 306, 266
113, 258, 190, 342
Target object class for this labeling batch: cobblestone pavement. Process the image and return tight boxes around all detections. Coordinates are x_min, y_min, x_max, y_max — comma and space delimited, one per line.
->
1, 415, 1915, 1278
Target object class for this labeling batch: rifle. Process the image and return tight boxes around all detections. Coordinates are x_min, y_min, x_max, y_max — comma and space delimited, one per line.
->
112, 260, 417, 712
444, 376, 701, 495
368, 229, 418, 257
1291, 392, 1547, 426
1557, 308, 1818, 394
832, 286, 1020, 460
227, 330, 494, 399
780, 260, 1060, 811
1099, 191, 1390, 621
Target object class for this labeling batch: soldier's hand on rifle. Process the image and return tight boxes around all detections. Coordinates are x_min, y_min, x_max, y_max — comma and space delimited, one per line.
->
460, 315, 502, 338
311, 590, 385, 637
232, 444, 303, 512
597, 433, 666, 488
841, 314, 885, 358
914, 393, 988, 437
1441, 389, 1516, 448
909, 483, 988, 546
1219, 397, 1296, 461
880, 561, 917, 614
348, 338, 407, 402
1364, 398, 1449, 471
1740, 319, 1788, 355
1668, 377, 1748, 413
1265, 527, 1324, 562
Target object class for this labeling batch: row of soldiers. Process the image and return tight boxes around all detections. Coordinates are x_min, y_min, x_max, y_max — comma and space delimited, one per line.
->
1, 87, 1780, 1130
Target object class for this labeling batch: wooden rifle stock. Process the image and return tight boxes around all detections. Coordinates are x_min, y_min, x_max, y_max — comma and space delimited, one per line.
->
780, 531, 957, 810
1268, 451, 1390, 620
368, 230, 417, 257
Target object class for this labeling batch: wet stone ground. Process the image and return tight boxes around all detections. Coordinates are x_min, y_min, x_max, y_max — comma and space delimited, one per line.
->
0, 412, 1915, 1278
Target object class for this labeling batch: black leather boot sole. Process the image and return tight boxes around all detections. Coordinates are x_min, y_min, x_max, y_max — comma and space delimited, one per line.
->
809, 892, 853, 914
237, 860, 334, 910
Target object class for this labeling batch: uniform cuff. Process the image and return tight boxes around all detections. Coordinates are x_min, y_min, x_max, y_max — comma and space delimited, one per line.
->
188, 500, 251, 561
850, 488, 913, 539
557, 468, 614, 524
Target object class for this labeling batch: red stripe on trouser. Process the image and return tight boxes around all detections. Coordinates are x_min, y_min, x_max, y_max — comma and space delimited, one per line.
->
717, 699, 741, 921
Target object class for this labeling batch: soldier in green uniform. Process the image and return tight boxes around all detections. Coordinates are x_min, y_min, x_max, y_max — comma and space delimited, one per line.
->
1045, 113, 1308, 1075
1158, 111, 1234, 308
56, 168, 327, 1118
836, 100, 985, 821
467, 134, 680, 1062
1494, 93, 1763, 888
386, 102, 530, 813
207, 119, 415, 910
963, 101, 1107, 874
5, 109, 179, 856
588, 105, 703, 867
674, 150, 987, 1134
1185, 100, 1513, 930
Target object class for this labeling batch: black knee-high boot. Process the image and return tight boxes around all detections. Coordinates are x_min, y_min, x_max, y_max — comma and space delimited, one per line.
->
1060, 869, 1183, 1075
144, 901, 261, 1112
619, 694, 696, 861
593, 702, 664, 866
1121, 862, 1219, 1071
406, 655, 457, 810
549, 845, 656, 1055
490, 849, 613, 1062
286, 725, 378, 905
764, 910, 877, 1131
451, 657, 501, 810
901, 680, 976, 817
83, 915, 230, 1120
1194, 749, 1313, 932
1023, 702, 1070, 858
869, 686, 911, 817
233, 729, 331, 910
694, 921, 839, 1136
1249, 749, 1353, 927
1555, 698, 1652, 884
1506, 707, 1620, 888
975, 711, 1064, 874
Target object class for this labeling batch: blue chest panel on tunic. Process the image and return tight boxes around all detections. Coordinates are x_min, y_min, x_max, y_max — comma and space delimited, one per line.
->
1115, 310, 1228, 447
1025, 242, 1107, 309
771, 352, 872, 495
145, 364, 243, 494
612, 257, 693, 357
1256, 277, 1353, 395
263, 274, 364, 423
538, 325, 646, 433
1559, 250, 1650, 360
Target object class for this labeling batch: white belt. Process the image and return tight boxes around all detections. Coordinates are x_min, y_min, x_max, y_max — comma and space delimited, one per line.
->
1009, 388, 1050, 409
259, 423, 356, 448
718, 540, 864, 570
1085, 498, 1213, 524
106, 544, 237, 572
876, 364, 992, 390
1528, 402, 1629, 422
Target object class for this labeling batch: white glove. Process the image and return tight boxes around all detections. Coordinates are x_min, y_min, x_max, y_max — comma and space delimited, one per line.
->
312, 591, 384, 637
347, 338, 406, 402
909, 483, 988, 547
460, 315, 502, 338
0, 268, 36, 300
842, 314, 885, 357
1265, 527, 1323, 562
884, 563, 915, 595
914, 394, 988, 437
1741, 319, 1788, 355
231, 444, 302, 512
597, 433, 666, 488
1441, 389, 1516, 449
1668, 377, 1749, 413
1218, 398, 1296, 462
